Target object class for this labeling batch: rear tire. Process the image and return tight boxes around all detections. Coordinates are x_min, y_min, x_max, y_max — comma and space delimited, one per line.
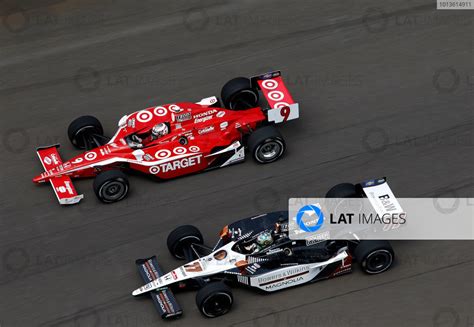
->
326, 183, 358, 198
355, 240, 394, 274
93, 170, 129, 203
196, 282, 233, 318
248, 126, 286, 164
221, 77, 259, 110
167, 225, 204, 259
68, 115, 104, 149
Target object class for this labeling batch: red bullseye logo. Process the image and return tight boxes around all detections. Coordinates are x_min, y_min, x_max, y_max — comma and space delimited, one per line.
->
189, 146, 200, 152
169, 105, 183, 113
268, 91, 284, 101
155, 149, 171, 159
274, 102, 290, 108
154, 106, 167, 116
262, 79, 279, 90
149, 166, 160, 174
173, 147, 187, 155
85, 152, 97, 161
137, 110, 153, 123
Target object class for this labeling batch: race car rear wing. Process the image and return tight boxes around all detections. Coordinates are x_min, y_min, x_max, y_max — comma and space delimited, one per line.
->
35, 144, 83, 205
358, 177, 404, 216
251, 70, 300, 124
135, 256, 183, 319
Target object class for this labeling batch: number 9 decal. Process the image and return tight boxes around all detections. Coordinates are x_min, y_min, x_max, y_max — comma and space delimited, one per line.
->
280, 106, 290, 122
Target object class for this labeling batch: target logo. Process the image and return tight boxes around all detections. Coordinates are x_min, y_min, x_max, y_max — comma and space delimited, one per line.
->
268, 91, 284, 101
85, 152, 97, 161
262, 79, 279, 90
274, 102, 290, 108
154, 106, 168, 116
149, 166, 160, 174
43, 156, 52, 165
173, 147, 187, 155
169, 105, 183, 113
155, 149, 171, 159
189, 145, 201, 153
137, 110, 153, 123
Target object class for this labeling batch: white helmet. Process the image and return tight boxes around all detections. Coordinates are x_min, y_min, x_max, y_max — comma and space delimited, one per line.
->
151, 123, 169, 138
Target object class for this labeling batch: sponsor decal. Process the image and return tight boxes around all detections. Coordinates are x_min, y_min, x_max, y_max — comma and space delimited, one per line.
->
268, 90, 284, 101
143, 154, 154, 161
158, 155, 202, 173
216, 111, 225, 118
179, 266, 187, 277
194, 116, 213, 123
50, 153, 60, 165
176, 112, 191, 122
173, 147, 187, 155
149, 166, 160, 174
171, 271, 178, 280
43, 156, 52, 165
262, 79, 279, 90
189, 145, 200, 153
274, 101, 290, 109
264, 276, 304, 290
154, 106, 168, 116
155, 149, 172, 159
220, 122, 228, 130
169, 104, 183, 113
128, 118, 136, 128
257, 265, 309, 285
84, 152, 97, 161
137, 110, 153, 123
55, 181, 74, 195
184, 261, 203, 272
72, 158, 83, 164
198, 126, 214, 135
194, 109, 217, 118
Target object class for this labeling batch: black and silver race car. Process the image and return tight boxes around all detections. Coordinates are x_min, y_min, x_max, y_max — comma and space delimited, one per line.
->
132, 178, 397, 319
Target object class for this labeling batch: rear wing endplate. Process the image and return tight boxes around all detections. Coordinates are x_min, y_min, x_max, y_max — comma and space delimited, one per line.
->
251, 70, 300, 123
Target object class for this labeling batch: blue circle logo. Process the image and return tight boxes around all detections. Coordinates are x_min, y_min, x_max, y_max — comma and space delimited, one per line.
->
296, 205, 325, 232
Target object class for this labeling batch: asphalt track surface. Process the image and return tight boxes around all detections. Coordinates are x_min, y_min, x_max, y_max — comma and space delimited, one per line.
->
0, 0, 473, 326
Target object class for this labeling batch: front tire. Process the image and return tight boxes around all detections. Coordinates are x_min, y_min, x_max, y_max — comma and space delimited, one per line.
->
355, 240, 394, 274
93, 170, 129, 203
167, 225, 204, 259
68, 115, 104, 150
248, 126, 286, 164
196, 282, 233, 318
221, 77, 259, 110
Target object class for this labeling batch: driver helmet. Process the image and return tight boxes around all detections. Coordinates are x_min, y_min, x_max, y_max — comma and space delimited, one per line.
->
151, 123, 169, 138
256, 231, 273, 247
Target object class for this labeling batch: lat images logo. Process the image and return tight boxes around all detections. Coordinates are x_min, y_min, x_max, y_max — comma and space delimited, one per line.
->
296, 204, 325, 232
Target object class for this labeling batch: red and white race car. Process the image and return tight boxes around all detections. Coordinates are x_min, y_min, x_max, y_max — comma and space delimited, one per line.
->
33, 71, 299, 205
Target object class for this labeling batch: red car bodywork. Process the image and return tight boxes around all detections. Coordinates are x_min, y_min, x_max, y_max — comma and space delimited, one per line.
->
33, 71, 299, 204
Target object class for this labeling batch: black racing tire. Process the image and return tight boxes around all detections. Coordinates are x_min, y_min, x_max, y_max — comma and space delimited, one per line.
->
354, 240, 394, 274
196, 282, 233, 318
93, 170, 129, 203
326, 183, 358, 198
167, 225, 204, 260
248, 126, 286, 164
68, 115, 104, 149
221, 77, 259, 110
